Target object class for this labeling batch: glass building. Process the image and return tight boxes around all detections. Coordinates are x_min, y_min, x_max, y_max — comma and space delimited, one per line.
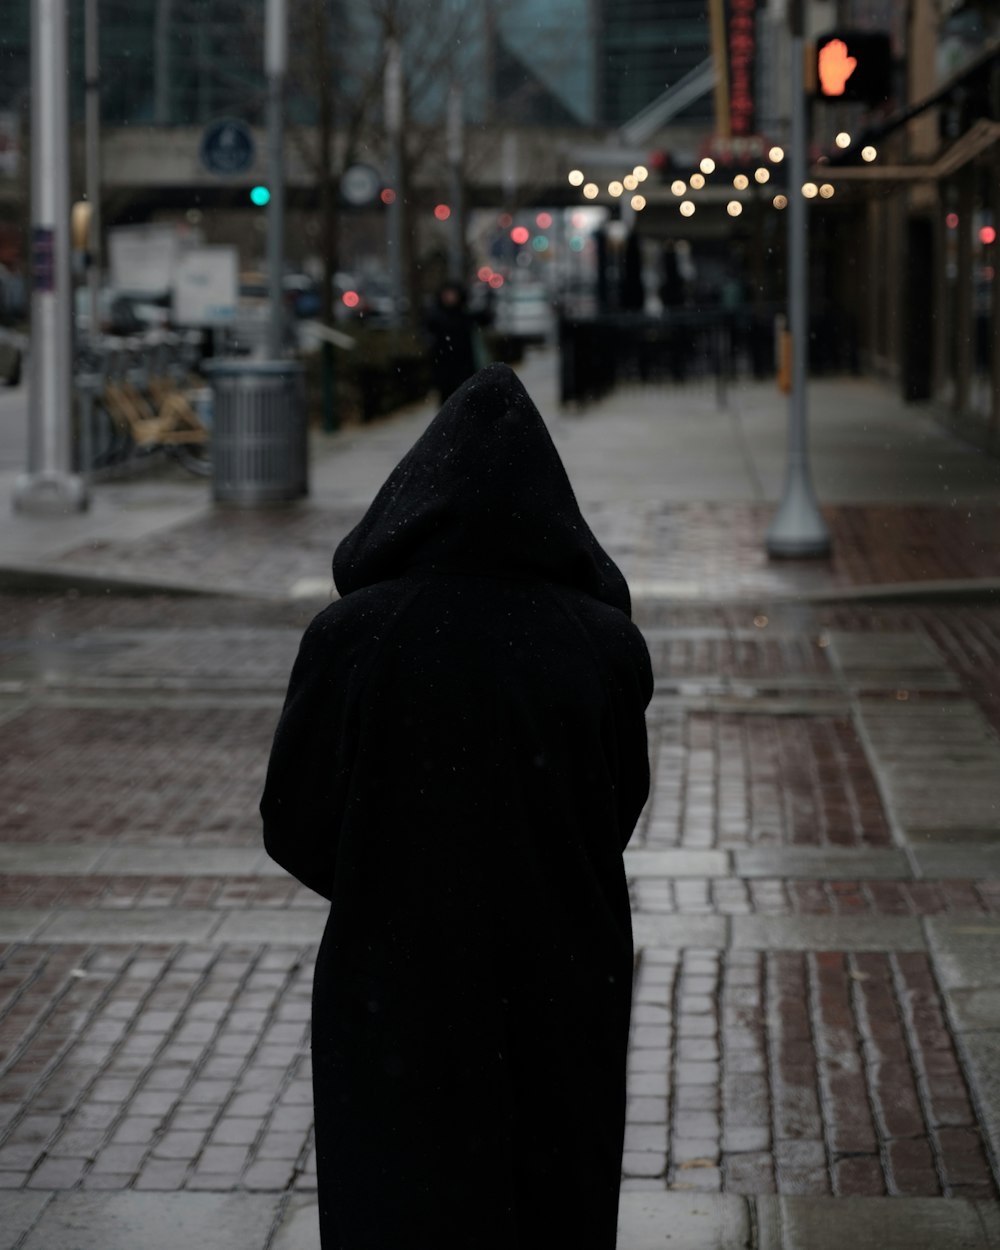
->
0, 0, 713, 132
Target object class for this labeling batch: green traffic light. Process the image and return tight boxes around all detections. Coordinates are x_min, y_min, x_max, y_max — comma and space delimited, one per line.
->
250, 185, 271, 206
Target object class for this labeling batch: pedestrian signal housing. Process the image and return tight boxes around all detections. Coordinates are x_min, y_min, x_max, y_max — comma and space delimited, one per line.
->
815, 31, 892, 105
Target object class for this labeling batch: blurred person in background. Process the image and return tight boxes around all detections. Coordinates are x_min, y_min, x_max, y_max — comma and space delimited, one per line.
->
425, 280, 484, 402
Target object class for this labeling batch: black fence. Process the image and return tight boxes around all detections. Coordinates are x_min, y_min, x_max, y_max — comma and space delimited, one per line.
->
558, 309, 777, 406
558, 306, 859, 407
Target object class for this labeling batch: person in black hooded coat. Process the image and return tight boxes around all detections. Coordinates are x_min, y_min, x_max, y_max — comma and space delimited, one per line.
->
260, 363, 653, 1250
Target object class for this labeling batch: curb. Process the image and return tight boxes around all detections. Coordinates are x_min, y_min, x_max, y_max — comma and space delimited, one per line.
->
2, 562, 999, 605
630, 577, 1000, 607
0, 563, 268, 600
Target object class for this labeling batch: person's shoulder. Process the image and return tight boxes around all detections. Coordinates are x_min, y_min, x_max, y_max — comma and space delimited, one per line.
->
550, 584, 653, 683
298, 581, 414, 655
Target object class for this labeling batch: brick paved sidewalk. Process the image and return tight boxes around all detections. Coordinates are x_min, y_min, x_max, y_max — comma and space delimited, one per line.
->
1, 592, 1000, 1248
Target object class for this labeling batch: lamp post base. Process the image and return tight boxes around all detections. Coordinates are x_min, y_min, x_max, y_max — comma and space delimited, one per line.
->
13, 471, 89, 515
766, 471, 831, 560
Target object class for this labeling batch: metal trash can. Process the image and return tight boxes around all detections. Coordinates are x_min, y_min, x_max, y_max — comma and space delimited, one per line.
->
205, 359, 307, 505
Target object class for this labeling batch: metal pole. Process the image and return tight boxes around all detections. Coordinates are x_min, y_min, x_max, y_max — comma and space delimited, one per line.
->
446, 84, 464, 282
154, 0, 172, 126
766, 0, 829, 559
85, 0, 101, 343
15, 0, 87, 513
266, 0, 287, 358
385, 37, 404, 326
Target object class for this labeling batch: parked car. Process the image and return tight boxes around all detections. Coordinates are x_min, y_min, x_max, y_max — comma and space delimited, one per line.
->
74, 288, 171, 336
493, 279, 553, 344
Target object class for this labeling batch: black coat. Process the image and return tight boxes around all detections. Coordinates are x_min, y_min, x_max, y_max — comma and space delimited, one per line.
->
261, 363, 653, 1250
425, 301, 478, 401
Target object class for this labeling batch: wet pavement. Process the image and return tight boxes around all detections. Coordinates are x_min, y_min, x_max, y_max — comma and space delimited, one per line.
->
2, 355, 1000, 1246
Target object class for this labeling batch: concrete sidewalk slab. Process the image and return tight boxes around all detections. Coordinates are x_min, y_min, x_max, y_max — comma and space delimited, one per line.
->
757, 1196, 1000, 1250
632, 914, 727, 948
925, 918, 1000, 990
624, 849, 729, 878
732, 914, 926, 951
0, 1193, 50, 1250
617, 1193, 751, 1248
14, 1192, 278, 1250
734, 847, 912, 880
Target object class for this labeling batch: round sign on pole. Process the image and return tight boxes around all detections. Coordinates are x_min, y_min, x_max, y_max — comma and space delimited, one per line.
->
340, 163, 381, 206
200, 119, 256, 176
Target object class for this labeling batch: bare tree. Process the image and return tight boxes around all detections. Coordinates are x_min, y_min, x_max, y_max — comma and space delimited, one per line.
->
286, 0, 477, 323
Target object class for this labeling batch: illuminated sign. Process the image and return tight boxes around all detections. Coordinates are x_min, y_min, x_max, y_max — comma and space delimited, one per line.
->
727, 0, 758, 136
815, 31, 893, 105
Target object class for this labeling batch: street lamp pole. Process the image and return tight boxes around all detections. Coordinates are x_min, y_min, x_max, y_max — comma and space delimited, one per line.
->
85, 0, 102, 343
766, 0, 830, 559
14, 0, 87, 513
446, 84, 464, 282
385, 37, 404, 326
266, 0, 287, 358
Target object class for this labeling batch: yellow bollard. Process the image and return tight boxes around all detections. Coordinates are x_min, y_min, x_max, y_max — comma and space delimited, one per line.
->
778, 329, 793, 394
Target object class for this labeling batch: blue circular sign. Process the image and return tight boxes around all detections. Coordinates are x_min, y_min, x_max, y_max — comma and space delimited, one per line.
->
200, 119, 256, 176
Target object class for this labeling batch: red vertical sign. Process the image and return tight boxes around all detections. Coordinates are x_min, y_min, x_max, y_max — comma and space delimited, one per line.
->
726, 0, 758, 137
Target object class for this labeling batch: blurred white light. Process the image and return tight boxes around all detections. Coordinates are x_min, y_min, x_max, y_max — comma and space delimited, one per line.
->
700, 157, 716, 174
754, 167, 770, 184
608, 180, 624, 197
583, 182, 599, 199
630, 194, 647, 211
633, 165, 649, 181
861, 145, 877, 162
727, 201, 743, 217
568, 169, 585, 186
689, 173, 705, 189
679, 200, 695, 217
819, 183, 835, 198
773, 194, 788, 209
670, 179, 687, 196
623, 174, 638, 191
768, 146, 784, 163
802, 182, 819, 198
733, 173, 749, 190
835, 132, 851, 149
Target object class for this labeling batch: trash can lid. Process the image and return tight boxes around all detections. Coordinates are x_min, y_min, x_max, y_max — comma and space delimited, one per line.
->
203, 358, 304, 377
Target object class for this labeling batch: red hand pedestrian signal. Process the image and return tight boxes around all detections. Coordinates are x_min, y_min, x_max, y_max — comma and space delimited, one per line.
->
818, 38, 857, 96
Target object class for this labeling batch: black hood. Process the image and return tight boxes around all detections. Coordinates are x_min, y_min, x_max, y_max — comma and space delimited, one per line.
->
332, 363, 631, 615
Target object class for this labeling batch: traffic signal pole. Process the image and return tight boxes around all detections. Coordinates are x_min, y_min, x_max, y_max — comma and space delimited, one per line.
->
766, 0, 831, 559
15, 0, 87, 514
265, 0, 286, 359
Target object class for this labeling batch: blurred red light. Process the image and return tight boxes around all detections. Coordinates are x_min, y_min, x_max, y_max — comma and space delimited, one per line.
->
342, 291, 360, 308
434, 204, 451, 221
946, 212, 959, 229
380, 188, 396, 205
488, 274, 504, 289
535, 211, 553, 229
477, 266, 493, 282
510, 226, 530, 245
980, 226, 997, 245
